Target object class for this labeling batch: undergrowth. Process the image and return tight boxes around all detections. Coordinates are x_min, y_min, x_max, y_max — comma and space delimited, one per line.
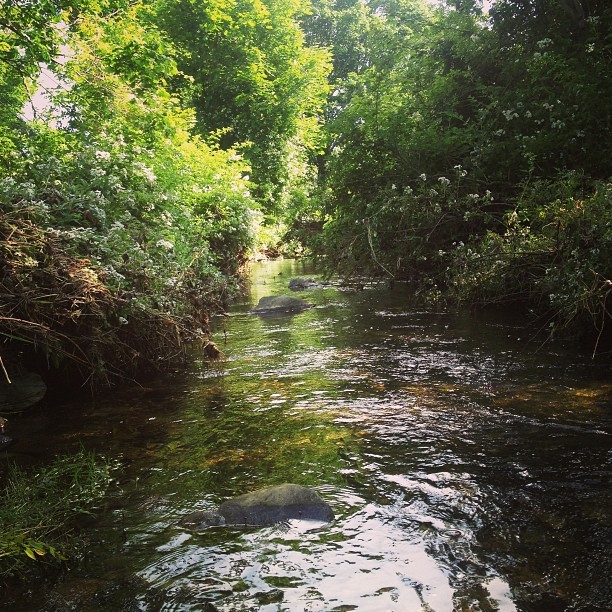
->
0, 449, 119, 578
0, 203, 232, 389
318, 172, 612, 350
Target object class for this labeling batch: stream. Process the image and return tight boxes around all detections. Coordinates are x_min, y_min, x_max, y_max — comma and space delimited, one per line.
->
3, 258, 612, 611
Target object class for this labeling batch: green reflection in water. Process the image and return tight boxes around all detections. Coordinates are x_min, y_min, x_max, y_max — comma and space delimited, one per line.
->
158, 388, 355, 496
133, 260, 375, 501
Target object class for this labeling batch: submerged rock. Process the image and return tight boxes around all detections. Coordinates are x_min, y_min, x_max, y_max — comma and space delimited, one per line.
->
288, 277, 320, 290
181, 510, 227, 528
181, 483, 334, 530
0, 372, 47, 413
252, 295, 313, 314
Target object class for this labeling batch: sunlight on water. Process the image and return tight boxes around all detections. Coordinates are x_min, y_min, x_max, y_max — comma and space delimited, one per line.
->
4, 259, 611, 611
137, 506, 460, 611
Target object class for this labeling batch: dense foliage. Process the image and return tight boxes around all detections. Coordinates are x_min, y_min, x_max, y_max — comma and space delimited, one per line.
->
156, 0, 331, 215
0, 0, 329, 385
1, 0, 611, 387
299, 0, 612, 345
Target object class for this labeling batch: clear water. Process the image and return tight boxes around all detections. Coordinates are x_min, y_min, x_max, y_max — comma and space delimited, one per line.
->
4, 259, 611, 611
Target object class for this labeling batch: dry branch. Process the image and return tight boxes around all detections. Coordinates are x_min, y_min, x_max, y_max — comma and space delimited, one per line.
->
0, 207, 210, 390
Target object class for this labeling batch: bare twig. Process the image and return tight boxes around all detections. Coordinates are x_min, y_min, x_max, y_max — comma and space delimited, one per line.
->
365, 219, 395, 278
0, 354, 11, 384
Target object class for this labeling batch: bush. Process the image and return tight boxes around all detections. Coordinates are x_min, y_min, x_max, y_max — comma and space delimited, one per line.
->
444, 174, 612, 344
0, 11, 260, 387
319, 166, 494, 287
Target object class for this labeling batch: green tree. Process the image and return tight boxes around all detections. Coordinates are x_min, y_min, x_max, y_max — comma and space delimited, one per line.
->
156, 0, 330, 216
309, 0, 612, 342
0, 0, 261, 385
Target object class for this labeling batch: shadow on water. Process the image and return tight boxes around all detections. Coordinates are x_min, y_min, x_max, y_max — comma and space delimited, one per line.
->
2, 259, 611, 611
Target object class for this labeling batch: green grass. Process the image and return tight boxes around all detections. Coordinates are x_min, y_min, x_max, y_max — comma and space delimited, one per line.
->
0, 448, 119, 577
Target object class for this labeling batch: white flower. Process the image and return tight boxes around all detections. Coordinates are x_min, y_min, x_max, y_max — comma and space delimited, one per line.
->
438, 177, 451, 186
95, 150, 111, 162
419, 173, 427, 180
135, 162, 156, 183
156, 239, 174, 250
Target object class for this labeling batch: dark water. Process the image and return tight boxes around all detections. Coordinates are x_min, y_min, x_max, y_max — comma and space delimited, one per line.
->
3, 259, 612, 611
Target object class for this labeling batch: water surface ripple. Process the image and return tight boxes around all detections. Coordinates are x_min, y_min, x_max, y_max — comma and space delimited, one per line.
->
5, 259, 611, 611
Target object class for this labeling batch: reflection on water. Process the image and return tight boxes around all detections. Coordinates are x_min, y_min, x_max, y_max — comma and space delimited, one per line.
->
4, 259, 611, 611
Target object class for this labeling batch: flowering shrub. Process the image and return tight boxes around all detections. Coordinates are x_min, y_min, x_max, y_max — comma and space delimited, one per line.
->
0, 7, 260, 387
320, 165, 492, 286
441, 174, 612, 342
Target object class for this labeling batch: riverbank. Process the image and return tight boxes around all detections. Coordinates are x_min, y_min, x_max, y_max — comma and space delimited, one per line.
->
0, 205, 245, 397
0, 449, 118, 582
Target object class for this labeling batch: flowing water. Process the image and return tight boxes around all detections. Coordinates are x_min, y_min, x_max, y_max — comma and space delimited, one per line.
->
3, 259, 612, 611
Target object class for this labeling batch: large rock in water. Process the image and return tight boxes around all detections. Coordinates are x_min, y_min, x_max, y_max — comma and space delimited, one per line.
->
252, 295, 313, 314
219, 483, 334, 525
0, 372, 47, 412
181, 484, 334, 529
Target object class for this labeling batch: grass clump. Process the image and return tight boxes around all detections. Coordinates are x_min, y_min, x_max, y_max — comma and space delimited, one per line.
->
0, 449, 119, 578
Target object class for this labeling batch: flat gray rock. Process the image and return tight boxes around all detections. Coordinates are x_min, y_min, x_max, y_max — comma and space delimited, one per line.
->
219, 483, 334, 525
0, 372, 47, 412
252, 295, 313, 314
181, 483, 334, 529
